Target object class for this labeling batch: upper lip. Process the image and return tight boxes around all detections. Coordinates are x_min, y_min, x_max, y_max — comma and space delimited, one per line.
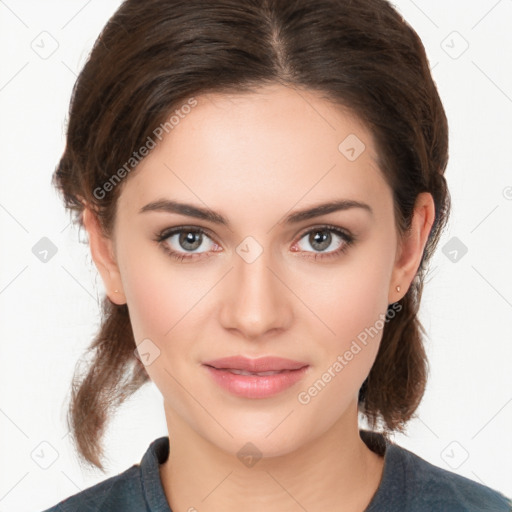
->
202, 356, 308, 372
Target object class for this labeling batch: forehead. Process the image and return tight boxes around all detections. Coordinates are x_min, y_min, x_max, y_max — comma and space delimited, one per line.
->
118, 84, 389, 219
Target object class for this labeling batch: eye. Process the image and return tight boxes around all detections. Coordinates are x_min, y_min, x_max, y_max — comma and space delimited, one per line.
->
155, 227, 219, 262
154, 224, 356, 263
292, 225, 355, 260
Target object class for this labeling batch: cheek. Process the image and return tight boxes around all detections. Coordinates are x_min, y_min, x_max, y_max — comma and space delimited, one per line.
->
304, 251, 393, 348
294, 269, 391, 421
295, 236, 395, 400
118, 242, 218, 394
120, 252, 200, 400
123, 266, 170, 342
119, 237, 206, 341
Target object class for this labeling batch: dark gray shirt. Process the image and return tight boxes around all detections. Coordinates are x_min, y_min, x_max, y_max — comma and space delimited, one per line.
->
41, 430, 512, 511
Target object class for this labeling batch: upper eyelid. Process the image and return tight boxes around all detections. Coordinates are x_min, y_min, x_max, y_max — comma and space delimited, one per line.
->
158, 225, 218, 243
297, 224, 351, 237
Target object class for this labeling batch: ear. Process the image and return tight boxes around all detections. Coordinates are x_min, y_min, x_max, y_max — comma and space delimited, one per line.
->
388, 192, 435, 304
82, 207, 126, 305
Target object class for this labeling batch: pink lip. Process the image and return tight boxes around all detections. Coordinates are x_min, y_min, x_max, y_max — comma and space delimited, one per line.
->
202, 356, 309, 399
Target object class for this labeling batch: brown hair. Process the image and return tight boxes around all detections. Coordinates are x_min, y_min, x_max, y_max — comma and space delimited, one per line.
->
54, 0, 450, 470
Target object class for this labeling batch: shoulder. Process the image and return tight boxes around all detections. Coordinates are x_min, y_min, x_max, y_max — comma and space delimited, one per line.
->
39, 464, 146, 512
361, 430, 512, 512
39, 436, 170, 512
396, 443, 512, 511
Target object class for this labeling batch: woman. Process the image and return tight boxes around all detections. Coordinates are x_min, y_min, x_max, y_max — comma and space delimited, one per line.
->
41, 0, 512, 510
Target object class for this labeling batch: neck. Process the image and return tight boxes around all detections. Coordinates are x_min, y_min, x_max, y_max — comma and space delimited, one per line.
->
159, 402, 385, 512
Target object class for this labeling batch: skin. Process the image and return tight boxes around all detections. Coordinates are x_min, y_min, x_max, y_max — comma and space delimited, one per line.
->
83, 83, 435, 512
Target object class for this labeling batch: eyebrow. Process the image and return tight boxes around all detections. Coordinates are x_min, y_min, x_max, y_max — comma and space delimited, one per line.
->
139, 198, 373, 226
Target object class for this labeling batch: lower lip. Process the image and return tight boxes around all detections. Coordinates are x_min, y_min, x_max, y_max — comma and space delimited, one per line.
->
203, 365, 309, 398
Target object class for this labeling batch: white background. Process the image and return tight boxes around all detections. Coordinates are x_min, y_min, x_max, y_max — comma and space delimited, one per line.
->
1, 0, 511, 510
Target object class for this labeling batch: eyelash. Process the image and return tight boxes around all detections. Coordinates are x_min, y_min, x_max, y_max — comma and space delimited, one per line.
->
154, 224, 356, 263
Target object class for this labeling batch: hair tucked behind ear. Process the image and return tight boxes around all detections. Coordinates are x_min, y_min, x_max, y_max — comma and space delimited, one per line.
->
54, 0, 450, 469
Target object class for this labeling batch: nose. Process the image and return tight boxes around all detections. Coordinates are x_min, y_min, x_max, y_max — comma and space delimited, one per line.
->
219, 244, 292, 340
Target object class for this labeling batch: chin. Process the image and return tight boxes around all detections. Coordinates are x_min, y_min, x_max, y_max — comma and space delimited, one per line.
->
208, 416, 307, 460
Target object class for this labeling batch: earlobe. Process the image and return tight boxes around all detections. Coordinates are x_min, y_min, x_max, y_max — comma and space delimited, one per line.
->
389, 192, 435, 304
82, 208, 126, 305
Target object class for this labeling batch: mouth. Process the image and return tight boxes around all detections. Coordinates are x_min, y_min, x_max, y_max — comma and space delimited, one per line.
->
202, 355, 308, 372
213, 368, 295, 376
202, 356, 309, 398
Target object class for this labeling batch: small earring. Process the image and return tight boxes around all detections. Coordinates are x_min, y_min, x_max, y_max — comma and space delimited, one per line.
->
396, 285, 401, 292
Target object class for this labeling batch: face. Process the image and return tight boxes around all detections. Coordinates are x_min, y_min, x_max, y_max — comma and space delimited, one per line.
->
87, 83, 431, 458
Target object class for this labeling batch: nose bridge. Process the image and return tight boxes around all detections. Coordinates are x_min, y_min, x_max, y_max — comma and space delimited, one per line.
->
221, 236, 290, 337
